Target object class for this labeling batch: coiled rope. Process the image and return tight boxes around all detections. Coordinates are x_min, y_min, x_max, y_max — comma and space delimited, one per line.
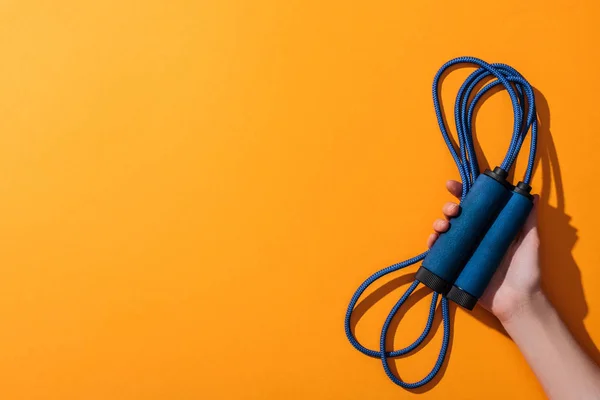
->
344, 56, 537, 388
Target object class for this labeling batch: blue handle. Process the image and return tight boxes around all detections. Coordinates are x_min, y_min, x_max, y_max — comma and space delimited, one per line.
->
419, 173, 510, 290
449, 190, 533, 308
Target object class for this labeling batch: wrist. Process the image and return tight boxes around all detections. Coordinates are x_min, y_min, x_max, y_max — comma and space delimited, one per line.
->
499, 289, 551, 327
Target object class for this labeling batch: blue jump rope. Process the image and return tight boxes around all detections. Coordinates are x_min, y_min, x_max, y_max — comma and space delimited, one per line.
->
344, 56, 537, 388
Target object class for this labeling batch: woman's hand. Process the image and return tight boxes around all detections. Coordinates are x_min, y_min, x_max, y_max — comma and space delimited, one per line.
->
428, 180, 600, 399
428, 180, 542, 322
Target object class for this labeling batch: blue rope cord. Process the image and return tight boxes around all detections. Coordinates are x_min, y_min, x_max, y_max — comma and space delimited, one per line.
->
344, 56, 537, 388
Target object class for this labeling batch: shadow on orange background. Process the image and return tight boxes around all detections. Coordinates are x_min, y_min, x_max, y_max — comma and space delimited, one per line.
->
472, 88, 600, 362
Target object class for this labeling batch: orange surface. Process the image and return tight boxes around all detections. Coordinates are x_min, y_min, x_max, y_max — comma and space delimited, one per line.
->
0, 1, 599, 399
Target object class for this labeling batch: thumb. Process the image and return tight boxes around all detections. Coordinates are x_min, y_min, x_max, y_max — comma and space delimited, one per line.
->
520, 194, 540, 246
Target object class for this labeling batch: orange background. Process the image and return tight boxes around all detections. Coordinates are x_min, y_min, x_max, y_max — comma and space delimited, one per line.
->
0, 1, 598, 399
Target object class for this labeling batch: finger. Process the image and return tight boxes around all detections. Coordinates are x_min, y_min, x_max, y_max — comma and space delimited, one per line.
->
427, 232, 439, 249
442, 202, 460, 219
446, 180, 462, 199
520, 194, 540, 246
433, 218, 450, 233
522, 194, 539, 231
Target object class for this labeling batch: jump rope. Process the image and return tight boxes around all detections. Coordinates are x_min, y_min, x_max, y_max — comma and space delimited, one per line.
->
344, 56, 537, 388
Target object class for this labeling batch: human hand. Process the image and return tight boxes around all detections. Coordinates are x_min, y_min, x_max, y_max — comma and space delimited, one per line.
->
427, 180, 542, 323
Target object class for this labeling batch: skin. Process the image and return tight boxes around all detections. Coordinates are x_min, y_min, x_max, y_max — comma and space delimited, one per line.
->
429, 180, 600, 399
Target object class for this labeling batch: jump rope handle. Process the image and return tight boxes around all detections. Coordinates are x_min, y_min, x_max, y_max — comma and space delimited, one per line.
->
415, 167, 512, 294
447, 183, 533, 309
416, 168, 534, 310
